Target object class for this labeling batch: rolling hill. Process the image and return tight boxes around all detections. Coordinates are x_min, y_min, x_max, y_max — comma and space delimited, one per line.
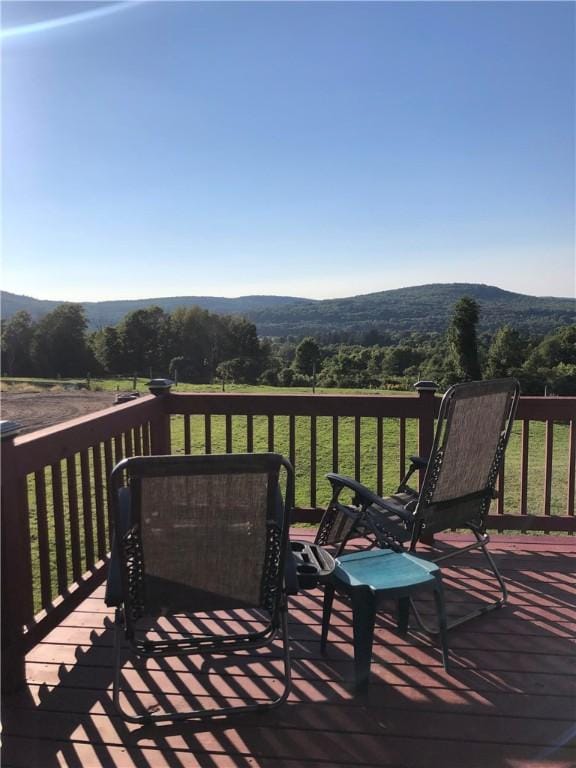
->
1, 284, 574, 337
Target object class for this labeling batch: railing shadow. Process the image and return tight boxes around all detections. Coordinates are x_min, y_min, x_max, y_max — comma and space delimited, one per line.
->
2, 543, 575, 768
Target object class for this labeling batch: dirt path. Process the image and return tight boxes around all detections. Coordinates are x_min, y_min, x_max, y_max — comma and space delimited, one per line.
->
1, 391, 117, 434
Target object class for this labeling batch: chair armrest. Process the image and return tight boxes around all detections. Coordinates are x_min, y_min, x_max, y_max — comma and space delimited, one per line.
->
326, 473, 413, 523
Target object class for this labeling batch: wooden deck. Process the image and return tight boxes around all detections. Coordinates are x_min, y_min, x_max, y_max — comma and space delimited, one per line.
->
2, 531, 575, 768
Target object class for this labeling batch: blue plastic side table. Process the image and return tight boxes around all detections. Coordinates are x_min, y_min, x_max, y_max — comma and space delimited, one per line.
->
321, 549, 449, 689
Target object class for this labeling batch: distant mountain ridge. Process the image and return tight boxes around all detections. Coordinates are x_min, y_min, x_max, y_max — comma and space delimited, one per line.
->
1, 284, 574, 337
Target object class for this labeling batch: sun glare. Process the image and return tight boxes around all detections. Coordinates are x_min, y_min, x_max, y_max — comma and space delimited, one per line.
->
0, 1, 144, 39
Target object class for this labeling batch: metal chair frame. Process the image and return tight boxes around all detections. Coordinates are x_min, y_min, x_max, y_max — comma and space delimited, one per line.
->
316, 379, 520, 633
107, 452, 294, 723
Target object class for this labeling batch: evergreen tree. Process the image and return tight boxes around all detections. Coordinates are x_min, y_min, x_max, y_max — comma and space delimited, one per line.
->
447, 297, 481, 380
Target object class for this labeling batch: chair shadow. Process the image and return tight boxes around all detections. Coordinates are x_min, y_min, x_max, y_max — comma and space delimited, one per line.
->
2, 543, 575, 768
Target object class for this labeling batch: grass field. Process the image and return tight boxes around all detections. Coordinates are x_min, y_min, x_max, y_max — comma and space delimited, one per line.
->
2, 376, 414, 396
7, 377, 573, 614
166, 413, 572, 516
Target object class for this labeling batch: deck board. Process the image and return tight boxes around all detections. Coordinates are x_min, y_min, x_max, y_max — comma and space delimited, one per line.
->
2, 532, 575, 768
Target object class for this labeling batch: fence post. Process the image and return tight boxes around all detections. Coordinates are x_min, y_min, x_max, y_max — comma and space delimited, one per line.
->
148, 380, 173, 454
415, 381, 438, 545
415, 380, 438, 466
1, 429, 34, 692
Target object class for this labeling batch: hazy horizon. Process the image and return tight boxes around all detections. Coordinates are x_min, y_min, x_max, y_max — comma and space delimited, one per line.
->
3, 280, 575, 306
2, 1, 574, 301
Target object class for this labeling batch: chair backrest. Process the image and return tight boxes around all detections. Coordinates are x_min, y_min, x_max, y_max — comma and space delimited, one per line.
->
415, 379, 520, 534
110, 453, 293, 631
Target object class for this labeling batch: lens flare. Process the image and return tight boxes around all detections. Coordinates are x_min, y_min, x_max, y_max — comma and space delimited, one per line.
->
1, 1, 145, 39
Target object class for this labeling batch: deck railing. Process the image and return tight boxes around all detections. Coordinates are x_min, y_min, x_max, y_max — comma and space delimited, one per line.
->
2, 385, 574, 691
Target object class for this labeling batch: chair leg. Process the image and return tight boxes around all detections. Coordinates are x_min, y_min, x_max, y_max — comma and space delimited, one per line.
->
351, 589, 376, 690
433, 580, 450, 672
112, 607, 126, 718
397, 597, 410, 635
321, 583, 335, 654
411, 530, 508, 633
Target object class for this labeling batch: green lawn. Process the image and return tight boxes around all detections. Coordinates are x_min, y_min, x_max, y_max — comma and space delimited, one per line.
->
12, 378, 573, 614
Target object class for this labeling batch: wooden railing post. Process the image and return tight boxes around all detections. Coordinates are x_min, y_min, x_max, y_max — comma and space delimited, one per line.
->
414, 381, 438, 546
1, 430, 34, 692
414, 381, 438, 475
148, 380, 173, 454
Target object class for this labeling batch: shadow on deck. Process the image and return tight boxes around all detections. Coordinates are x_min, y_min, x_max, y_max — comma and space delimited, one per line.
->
2, 532, 575, 768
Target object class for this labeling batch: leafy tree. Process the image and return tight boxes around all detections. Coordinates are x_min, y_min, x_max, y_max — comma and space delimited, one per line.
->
259, 368, 279, 386
525, 325, 576, 369
118, 306, 171, 376
447, 297, 481, 380
361, 328, 391, 347
317, 347, 375, 388
31, 303, 90, 377
278, 367, 295, 387
170, 307, 219, 382
485, 325, 527, 378
294, 337, 321, 376
216, 357, 260, 385
224, 316, 261, 359
380, 345, 426, 377
168, 355, 191, 384
90, 326, 124, 374
518, 325, 576, 395
1, 310, 35, 376
548, 363, 576, 395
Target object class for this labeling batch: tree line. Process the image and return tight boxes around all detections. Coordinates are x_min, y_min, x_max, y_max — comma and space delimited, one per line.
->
2, 297, 575, 394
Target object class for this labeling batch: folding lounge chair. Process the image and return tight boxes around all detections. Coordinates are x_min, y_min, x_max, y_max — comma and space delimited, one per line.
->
106, 452, 294, 722
316, 379, 520, 631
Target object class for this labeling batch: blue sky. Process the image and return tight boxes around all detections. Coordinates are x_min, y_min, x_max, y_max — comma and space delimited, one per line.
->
2, 1, 574, 301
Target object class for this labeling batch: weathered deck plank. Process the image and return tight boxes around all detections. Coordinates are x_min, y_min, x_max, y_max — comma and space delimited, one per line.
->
2, 533, 575, 768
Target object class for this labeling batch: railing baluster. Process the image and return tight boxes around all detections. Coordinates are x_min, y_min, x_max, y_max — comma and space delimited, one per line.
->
399, 417, 406, 485
133, 426, 142, 456
354, 416, 361, 481
568, 420, 575, 518
50, 462, 68, 594
204, 415, 212, 454
103, 439, 114, 547
184, 416, 191, 454
497, 456, 505, 515
377, 417, 384, 496
80, 451, 95, 568
332, 416, 339, 474
544, 420, 554, 517
268, 415, 274, 452
124, 430, 133, 458
246, 415, 254, 453
142, 422, 151, 455
66, 456, 82, 581
226, 414, 233, 453
92, 445, 107, 560
520, 420, 529, 515
35, 471, 52, 609
289, 415, 296, 471
114, 435, 123, 465
310, 416, 317, 508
